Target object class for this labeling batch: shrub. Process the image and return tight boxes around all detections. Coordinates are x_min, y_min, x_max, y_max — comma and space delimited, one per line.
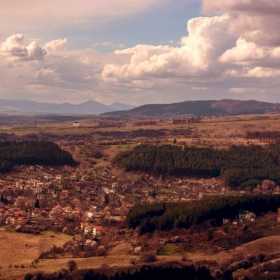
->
67, 260, 78, 271
140, 251, 157, 263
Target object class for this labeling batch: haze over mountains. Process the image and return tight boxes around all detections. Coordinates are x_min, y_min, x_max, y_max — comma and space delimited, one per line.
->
1, 99, 280, 117
0, 99, 135, 115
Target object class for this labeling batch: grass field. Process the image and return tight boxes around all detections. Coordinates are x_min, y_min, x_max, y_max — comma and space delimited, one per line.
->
0, 230, 72, 279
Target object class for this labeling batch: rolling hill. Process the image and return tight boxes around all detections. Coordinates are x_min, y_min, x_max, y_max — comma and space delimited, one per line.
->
100, 99, 280, 117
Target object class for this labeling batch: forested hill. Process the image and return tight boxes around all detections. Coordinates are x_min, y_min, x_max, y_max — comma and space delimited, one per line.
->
0, 141, 77, 173
126, 195, 280, 235
101, 99, 280, 117
114, 143, 280, 190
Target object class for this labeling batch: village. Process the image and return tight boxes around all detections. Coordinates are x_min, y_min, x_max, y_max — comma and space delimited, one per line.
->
1, 115, 280, 279
0, 149, 278, 239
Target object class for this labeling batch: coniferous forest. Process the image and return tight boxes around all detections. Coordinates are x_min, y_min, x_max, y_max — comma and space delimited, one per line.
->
114, 143, 280, 189
126, 195, 280, 235
0, 141, 76, 173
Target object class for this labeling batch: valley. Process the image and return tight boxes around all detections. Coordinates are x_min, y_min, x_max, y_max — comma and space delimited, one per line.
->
0, 113, 280, 279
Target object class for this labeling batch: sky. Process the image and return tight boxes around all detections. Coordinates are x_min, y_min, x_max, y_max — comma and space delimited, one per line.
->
1, 0, 280, 106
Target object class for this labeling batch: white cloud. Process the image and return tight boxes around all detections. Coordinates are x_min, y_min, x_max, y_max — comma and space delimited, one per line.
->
45, 38, 67, 53
226, 67, 280, 78
0, 34, 46, 61
220, 38, 270, 63
202, 0, 280, 47
93, 42, 125, 49
2, 0, 280, 105
102, 15, 236, 80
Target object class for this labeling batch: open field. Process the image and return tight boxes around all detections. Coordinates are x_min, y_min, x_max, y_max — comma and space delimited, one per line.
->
0, 231, 72, 265
2, 234, 280, 280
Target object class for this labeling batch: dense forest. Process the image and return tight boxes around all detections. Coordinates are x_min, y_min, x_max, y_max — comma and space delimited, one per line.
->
114, 143, 280, 189
0, 141, 76, 173
24, 265, 214, 280
126, 195, 280, 234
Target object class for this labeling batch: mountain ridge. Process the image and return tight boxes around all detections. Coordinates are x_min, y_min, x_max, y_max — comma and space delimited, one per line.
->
100, 99, 280, 117
0, 99, 135, 115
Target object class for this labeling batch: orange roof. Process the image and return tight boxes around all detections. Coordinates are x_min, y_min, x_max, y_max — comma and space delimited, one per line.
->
94, 225, 103, 231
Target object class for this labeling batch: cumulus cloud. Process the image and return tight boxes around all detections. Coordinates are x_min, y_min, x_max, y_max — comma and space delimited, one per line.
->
0, 34, 46, 61
202, 0, 280, 47
100, 0, 280, 104
2, 0, 280, 105
220, 38, 270, 63
103, 15, 236, 80
45, 38, 67, 53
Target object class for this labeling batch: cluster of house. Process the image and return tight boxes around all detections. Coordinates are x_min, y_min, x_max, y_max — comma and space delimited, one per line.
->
223, 210, 256, 225
0, 166, 134, 235
80, 222, 104, 236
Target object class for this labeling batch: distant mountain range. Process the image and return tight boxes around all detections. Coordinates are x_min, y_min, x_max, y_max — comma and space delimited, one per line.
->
101, 99, 280, 117
0, 99, 135, 115
1, 98, 280, 117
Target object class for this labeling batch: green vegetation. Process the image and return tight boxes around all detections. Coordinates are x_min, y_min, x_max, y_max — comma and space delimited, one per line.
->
126, 195, 280, 234
0, 140, 77, 173
114, 143, 280, 189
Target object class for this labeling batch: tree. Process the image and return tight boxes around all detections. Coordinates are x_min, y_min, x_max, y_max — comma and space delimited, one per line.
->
67, 259, 78, 271
104, 193, 109, 205
34, 199, 40, 208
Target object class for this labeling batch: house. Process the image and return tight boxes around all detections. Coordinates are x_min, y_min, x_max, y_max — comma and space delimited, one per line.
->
63, 206, 72, 213
54, 218, 64, 226
5, 216, 14, 225
70, 173, 77, 180
198, 192, 204, 199
31, 208, 41, 217
85, 210, 97, 219
61, 190, 69, 197
92, 225, 104, 236
80, 222, 89, 231
72, 210, 81, 218
44, 174, 52, 180
84, 226, 93, 234
239, 210, 256, 220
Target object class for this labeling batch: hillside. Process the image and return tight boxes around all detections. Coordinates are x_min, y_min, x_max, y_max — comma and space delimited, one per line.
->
101, 99, 280, 117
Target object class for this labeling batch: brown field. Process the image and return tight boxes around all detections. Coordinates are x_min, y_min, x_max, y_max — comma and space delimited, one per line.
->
3, 235, 280, 280
0, 230, 72, 280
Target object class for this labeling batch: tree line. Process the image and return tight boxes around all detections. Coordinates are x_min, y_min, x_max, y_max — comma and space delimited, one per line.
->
0, 141, 77, 173
114, 143, 280, 189
126, 195, 280, 235
246, 130, 280, 141
24, 265, 214, 280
